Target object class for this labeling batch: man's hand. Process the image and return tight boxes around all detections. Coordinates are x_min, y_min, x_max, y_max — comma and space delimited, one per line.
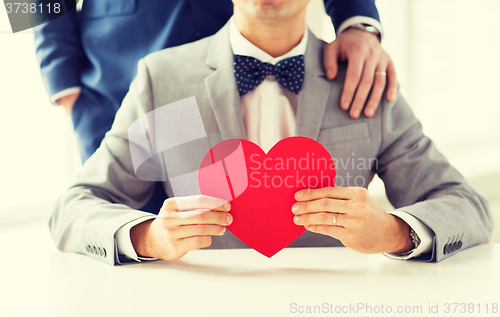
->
130, 195, 232, 261
292, 187, 413, 254
323, 28, 398, 118
55, 92, 80, 116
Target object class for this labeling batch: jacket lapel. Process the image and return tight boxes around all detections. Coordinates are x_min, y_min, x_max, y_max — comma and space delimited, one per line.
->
295, 30, 332, 141
204, 24, 248, 141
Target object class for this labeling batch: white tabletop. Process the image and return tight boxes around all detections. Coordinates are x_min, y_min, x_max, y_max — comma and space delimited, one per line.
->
1, 222, 499, 317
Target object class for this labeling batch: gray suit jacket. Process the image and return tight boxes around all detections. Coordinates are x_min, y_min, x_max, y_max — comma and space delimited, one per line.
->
50, 23, 493, 265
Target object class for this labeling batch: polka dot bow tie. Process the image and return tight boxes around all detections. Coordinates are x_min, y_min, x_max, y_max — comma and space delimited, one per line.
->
233, 54, 305, 96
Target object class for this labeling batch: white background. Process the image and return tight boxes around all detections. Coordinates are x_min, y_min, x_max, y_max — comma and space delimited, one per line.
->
0, 1, 499, 239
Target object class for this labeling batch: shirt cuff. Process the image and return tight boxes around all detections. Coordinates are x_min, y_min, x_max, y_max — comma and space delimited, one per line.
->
50, 86, 82, 105
115, 216, 158, 262
336, 16, 384, 39
384, 211, 434, 260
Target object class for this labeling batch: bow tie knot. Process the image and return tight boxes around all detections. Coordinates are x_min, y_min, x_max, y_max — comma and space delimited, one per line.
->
263, 63, 277, 76
234, 55, 305, 96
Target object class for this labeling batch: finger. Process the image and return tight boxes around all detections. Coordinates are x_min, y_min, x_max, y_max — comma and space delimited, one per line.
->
364, 66, 388, 117
177, 235, 212, 252
340, 55, 364, 110
349, 58, 378, 118
294, 212, 346, 228
323, 42, 340, 80
162, 195, 231, 213
173, 224, 227, 240
385, 62, 398, 102
295, 187, 365, 202
177, 210, 233, 226
305, 224, 347, 240
292, 197, 350, 216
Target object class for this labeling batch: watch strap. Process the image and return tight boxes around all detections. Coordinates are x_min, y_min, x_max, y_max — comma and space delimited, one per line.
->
347, 23, 381, 42
394, 228, 421, 257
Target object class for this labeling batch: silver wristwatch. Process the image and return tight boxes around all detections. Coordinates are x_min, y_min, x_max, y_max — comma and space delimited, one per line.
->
346, 23, 381, 42
397, 229, 421, 256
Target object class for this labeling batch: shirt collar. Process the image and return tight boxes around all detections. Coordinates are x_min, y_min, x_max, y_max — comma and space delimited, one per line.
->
229, 17, 308, 65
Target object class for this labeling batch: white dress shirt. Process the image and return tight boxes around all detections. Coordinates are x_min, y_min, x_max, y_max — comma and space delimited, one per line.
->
230, 18, 307, 153
115, 18, 433, 262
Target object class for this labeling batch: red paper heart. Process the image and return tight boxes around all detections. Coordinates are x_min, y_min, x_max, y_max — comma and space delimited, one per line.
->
198, 137, 336, 257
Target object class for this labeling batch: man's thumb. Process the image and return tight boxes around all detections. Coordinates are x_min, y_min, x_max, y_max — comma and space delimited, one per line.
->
323, 42, 339, 80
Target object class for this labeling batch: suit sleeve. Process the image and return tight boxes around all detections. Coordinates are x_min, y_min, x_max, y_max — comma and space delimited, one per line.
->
376, 93, 494, 262
323, 0, 380, 33
33, 8, 84, 100
49, 59, 160, 265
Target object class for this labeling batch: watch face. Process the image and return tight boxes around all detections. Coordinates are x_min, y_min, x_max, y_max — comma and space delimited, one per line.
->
360, 24, 379, 34
353, 24, 380, 41
411, 229, 421, 247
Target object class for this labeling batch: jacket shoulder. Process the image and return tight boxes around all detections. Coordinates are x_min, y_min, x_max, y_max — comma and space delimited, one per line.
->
142, 36, 213, 77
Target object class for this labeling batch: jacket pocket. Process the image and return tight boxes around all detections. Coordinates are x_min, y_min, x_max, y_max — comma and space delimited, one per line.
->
81, 0, 137, 18
317, 122, 370, 145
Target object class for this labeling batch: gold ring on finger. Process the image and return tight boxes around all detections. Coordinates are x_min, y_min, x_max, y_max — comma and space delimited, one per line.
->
375, 71, 387, 76
333, 212, 338, 227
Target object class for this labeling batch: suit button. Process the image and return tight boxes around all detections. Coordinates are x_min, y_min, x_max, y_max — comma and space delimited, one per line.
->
458, 241, 462, 250
86, 245, 90, 252
102, 248, 107, 257
92, 246, 97, 254
443, 244, 448, 254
